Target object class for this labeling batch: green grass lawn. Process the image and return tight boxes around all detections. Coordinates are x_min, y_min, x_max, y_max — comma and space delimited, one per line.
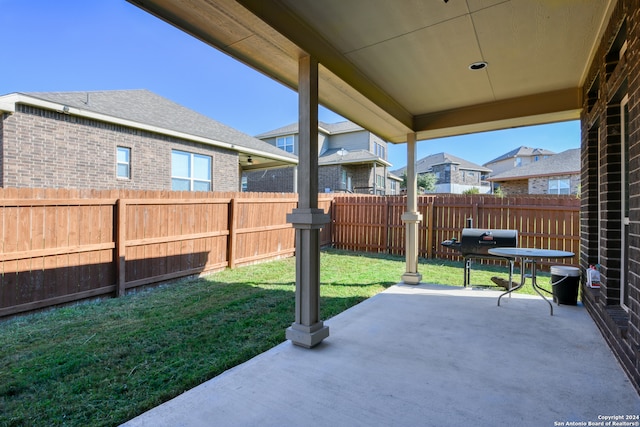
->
0, 249, 546, 427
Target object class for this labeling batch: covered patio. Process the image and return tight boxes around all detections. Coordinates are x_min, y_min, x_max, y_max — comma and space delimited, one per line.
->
124, 0, 640, 415
126, 0, 616, 346
123, 284, 639, 426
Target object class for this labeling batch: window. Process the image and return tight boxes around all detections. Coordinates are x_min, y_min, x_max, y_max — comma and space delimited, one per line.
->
171, 150, 212, 191
277, 136, 294, 153
548, 178, 570, 195
117, 146, 131, 179
374, 142, 385, 159
341, 170, 347, 189
515, 157, 522, 167
241, 176, 248, 192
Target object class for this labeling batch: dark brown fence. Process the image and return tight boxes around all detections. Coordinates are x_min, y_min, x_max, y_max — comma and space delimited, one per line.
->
331, 194, 581, 268
0, 190, 579, 318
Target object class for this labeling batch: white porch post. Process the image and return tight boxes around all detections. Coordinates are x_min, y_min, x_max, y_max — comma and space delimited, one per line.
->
401, 132, 423, 284
292, 166, 298, 193
285, 55, 330, 348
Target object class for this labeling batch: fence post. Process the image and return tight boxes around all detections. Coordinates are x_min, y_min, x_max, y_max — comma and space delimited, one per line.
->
381, 197, 389, 253
427, 200, 434, 259
473, 200, 479, 227
116, 199, 126, 297
228, 197, 237, 269
385, 197, 392, 253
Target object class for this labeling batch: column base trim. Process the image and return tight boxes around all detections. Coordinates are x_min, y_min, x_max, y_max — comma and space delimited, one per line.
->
401, 272, 423, 285
286, 322, 330, 348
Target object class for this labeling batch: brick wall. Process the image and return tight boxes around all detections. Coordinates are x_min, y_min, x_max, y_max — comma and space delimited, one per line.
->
350, 165, 373, 193
245, 167, 295, 192
581, 0, 640, 393
319, 165, 342, 192
432, 164, 449, 185
498, 180, 528, 196
1, 106, 239, 191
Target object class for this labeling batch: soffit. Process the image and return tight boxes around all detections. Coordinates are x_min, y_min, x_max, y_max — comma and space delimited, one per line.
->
128, 0, 616, 143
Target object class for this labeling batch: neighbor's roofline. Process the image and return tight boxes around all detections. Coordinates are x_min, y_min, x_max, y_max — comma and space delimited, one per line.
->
0, 93, 298, 165
487, 171, 580, 181
256, 121, 366, 139
319, 157, 392, 167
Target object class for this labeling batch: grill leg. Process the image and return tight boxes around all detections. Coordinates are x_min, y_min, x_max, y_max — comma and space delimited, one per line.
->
464, 258, 471, 287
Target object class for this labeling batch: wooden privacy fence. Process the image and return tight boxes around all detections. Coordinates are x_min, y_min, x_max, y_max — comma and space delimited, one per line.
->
331, 194, 581, 268
0, 188, 332, 318
0, 189, 579, 318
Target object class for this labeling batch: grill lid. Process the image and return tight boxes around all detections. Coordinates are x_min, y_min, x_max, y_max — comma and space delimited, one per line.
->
441, 228, 518, 256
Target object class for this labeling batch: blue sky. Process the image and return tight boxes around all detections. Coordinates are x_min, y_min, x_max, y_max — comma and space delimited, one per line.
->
1, 0, 580, 169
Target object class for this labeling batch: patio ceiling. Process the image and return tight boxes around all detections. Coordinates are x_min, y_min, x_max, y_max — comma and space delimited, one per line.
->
128, 0, 615, 143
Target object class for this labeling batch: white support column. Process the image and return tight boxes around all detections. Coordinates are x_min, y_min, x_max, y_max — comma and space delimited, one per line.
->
401, 132, 423, 284
285, 55, 330, 348
292, 166, 298, 193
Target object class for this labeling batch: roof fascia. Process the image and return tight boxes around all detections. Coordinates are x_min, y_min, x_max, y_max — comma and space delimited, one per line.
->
319, 158, 391, 167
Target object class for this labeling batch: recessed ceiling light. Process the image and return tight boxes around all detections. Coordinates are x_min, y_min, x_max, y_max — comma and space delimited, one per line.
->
469, 61, 488, 70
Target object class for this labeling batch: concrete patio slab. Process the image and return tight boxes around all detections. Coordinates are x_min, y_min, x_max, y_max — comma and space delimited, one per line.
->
122, 284, 640, 427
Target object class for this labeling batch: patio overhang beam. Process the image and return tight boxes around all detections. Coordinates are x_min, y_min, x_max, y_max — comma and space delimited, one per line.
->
412, 87, 583, 141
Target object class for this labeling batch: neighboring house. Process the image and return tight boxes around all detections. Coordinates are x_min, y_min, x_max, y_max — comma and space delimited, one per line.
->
246, 120, 400, 195
487, 149, 580, 196
393, 152, 492, 194
0, 90, 296, 191
483, 146, 556, 177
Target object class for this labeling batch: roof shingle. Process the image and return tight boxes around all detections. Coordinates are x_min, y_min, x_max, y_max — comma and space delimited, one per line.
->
488, 148, 580, 181
484, 146, 556, 165
19, 89, 296, 161
392, 152, 491, 176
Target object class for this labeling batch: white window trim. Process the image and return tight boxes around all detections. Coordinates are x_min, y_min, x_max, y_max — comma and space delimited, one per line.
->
548, 178, 571, 195
171, 149, 212, 191
277, 135, 295, 154
117, 146, 131, 180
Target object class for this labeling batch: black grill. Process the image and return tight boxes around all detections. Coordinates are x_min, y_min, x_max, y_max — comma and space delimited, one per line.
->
441, 228, 518, 287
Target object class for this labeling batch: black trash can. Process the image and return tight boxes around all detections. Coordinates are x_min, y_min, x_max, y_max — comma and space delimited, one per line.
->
550, 266, 580, 305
